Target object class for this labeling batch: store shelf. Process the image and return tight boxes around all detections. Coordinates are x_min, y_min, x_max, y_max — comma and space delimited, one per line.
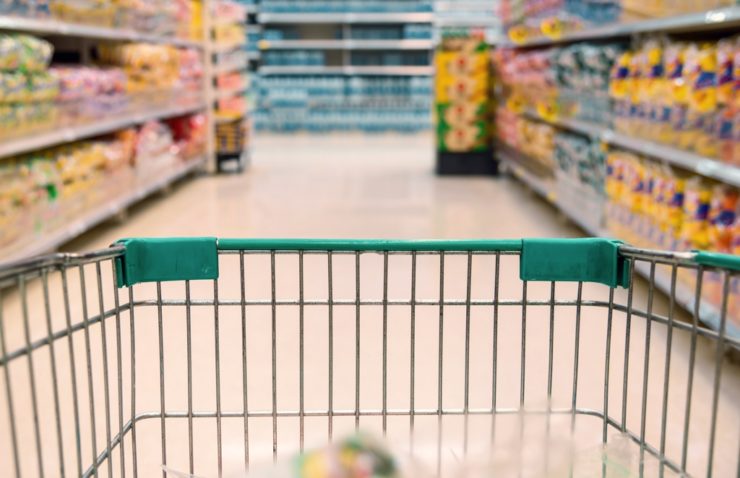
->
212, 16, 246, 29
246, 51, 261, 60
499, 144, 735, 338
497, 148, 557, 205
215, 113, 248, 124
1, 155, 206, 263
212, 40, 248, 54
258, 12, 435, 24
435, 17, 501, 27
215, 81, 249, 101
214, 54, 248, 75
0, 15, 202, 48
260, 65, 433, 76
0, 99, 206, 160
499, 6, 740, 48
521, 111, 740, 188
260, 39, 434, 50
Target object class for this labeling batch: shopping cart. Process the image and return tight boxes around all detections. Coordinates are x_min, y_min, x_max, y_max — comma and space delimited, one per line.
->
0, 238, 738, 478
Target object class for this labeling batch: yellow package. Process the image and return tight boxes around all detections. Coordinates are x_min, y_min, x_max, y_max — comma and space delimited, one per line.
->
690, 44, 719, 157
679, 178, 713, 251
435, 76, 488, 103
663, 43, 687, 145
644, 40, 674, 143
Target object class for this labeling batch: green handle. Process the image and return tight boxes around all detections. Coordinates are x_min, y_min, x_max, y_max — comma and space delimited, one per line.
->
114, 237, 636, 288
217, 238, 523, 252
694, 250, 740, 272
115, 237, 219, 287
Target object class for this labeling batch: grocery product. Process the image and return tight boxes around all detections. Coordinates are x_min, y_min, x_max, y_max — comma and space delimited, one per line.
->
435, 31, 492, 153
609, 37, 739, 161
259, 0, 433, 13
0, 114, 206, 257
604, 148, 740, 316
257, 76, 432, 132
501, 0, 733, 43
496, 34, 739, 164
0, 34, 53, 72
41, 0, 202, 40
98, 43, 185, 93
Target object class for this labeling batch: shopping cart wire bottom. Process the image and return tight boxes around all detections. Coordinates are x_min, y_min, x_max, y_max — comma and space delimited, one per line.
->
0, 238, 738, 477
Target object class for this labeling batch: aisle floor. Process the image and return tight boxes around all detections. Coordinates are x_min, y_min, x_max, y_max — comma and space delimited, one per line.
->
67, 133, 583, 250
1, 134, 738, 478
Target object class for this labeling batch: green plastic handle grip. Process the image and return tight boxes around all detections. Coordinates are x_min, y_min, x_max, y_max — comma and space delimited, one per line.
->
114, 237, 635, 288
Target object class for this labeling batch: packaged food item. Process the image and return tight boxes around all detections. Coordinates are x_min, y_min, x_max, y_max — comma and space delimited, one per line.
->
435, 31, 492, 153
0, 34, 53, 72
98, 43, 182, 93
438, 121, 488, 152
666, 42, 690, 146
688, 44, 719, 158
717, 37, 737, 165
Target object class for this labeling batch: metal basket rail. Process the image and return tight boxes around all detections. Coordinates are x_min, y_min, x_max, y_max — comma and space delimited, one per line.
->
0, 238, 738, 478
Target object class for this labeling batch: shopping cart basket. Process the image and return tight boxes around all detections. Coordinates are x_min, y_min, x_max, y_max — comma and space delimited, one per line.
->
0, 238, 738, 478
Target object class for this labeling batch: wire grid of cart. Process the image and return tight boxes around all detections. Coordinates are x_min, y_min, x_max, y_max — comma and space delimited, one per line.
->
0, 238, 738, 477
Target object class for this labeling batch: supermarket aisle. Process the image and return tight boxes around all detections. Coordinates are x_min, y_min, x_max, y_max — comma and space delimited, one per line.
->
3, 134, 737, 478
66, 133, 580, 251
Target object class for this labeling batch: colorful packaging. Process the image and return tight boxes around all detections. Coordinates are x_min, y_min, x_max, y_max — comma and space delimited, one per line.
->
435, 31, 492, 153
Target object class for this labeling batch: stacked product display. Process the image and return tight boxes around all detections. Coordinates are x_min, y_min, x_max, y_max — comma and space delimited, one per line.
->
256, 0, 434, 131
435, 30, 495, 174
0, 1, 213, 262
0, 38, 205, 143
492, 4, 740, 335
211, 0, 251, 171
257, 76, 431, 132
260, 0, 433, 13
1, 0, 204, 42
501, 0, 734, 43
0, 113, 206, 258
233, 0, 260, 70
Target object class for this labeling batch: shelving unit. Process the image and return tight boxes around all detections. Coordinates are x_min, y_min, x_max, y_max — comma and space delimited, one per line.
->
499, 5, 740, 48
258, 12, 435, 24
0, 99, 206, 160
260, 39, 434, 50
260, 65, 434, 75
2, 155, 207, 263
256, 2, 435, 131
214, 51, 250, 75
0, 4, 215, 262
499, 144, 732, 338
495, 6, 740, 335
434, 0, 501, 42
0, 15, 204, 47
215, 77, 250, 101
520, 111, 740, 189
209, 1, 251, 171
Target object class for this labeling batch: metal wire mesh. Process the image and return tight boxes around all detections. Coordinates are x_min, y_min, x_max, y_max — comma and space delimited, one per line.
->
0, 246, 738, 477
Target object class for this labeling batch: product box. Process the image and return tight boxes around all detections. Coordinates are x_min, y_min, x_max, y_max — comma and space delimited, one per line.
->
437, 121, 489, 152
436, 102, 488, 127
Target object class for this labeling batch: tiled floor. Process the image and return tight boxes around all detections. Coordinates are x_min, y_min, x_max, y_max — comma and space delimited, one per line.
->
1, 134, 738, 478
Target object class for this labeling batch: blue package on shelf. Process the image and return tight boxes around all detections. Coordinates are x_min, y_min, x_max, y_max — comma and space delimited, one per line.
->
260, 0, 433, 13
256, 75, 432, 132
